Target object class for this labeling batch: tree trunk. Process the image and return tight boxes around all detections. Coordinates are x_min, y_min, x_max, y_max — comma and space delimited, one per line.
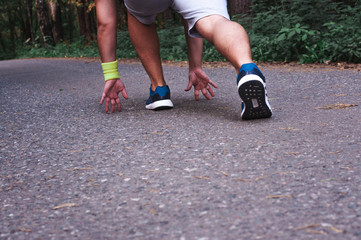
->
6, 1, 16, 52
48, 0, 63, 42
84, 3, 95, 41
16, 0, 32, 42
63, 2, 76, 41
0, 32, 7, 53
25, 0, 34, 41
35, 0, 54, 46
229, 0, 252, 17
17, 0, 27, 42
77, 0, 94, 43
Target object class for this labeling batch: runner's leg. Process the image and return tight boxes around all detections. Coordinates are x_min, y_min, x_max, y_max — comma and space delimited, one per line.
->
127, 10, 166, 91
195, 15, 253, 72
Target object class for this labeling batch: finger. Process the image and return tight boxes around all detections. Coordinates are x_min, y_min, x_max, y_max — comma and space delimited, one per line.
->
184, 81, 193, 91
121, 88, 129, 100
208, 79, 218, 88
202, 88, 212, 100
100, 80, 115, 104
105, 97, 110, 112
207, 86, 215, 97
116, 98, 121, 112
197, 71, 218, 89
100, 93, 105, 105
194, 89, 200, 101
110, 99, 115, 113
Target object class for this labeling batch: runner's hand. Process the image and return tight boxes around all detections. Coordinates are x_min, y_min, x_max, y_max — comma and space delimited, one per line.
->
185, 67, 218, 100
100, 79, 128, 113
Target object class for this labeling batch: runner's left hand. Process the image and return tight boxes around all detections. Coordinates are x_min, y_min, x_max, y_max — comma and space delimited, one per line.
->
185, 67, 218, 100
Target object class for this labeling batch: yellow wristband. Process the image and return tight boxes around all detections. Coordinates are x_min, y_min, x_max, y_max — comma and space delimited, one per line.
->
101, 60, 120, 81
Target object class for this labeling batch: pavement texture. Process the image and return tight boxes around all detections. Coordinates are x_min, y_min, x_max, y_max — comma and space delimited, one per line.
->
0, 59, 360, 240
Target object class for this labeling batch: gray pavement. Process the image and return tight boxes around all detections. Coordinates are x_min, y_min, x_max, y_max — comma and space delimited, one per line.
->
0, 59, 360, 239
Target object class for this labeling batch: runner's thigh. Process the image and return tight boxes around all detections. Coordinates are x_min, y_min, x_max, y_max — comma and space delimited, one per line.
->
172, 0, 230, 38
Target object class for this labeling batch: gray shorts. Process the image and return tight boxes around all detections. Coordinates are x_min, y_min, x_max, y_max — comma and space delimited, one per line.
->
124, 0, 230, 38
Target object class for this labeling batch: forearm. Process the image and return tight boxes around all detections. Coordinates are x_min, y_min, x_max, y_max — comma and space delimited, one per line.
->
95, 0, 117, 62
182, 18, 203, 70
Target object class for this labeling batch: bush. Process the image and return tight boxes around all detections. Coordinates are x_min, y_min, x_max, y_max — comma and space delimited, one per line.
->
14, 0, 360, 63
235, 0, 361, 63
16, 37, 99, 59
158, 25, 188, 61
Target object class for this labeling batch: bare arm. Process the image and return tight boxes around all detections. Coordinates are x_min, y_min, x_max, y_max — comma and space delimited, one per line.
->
95, 0, 128, 113
96, 0, 117, 62
183, 20, 203, 71
182, 18, 218, 100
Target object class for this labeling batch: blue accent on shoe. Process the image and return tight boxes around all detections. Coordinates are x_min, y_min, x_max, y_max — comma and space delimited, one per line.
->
237, 63, 265, 84
146, 85, 173, 110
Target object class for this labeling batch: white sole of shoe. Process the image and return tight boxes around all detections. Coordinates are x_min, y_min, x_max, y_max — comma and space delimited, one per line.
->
145, 99, 174, 110
237, 74, 272, 120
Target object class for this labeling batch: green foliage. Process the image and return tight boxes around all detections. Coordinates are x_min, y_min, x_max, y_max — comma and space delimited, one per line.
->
236, 0, 361, 63
158, 25, 188, 61
9, 0, 361, 63
202, 40, 226, 62
16, 37, 99, 59
116, 30, 137, 59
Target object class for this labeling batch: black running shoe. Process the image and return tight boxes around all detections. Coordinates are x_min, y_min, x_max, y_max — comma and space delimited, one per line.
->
237, 63, 272, 120
145, 85, 174, 110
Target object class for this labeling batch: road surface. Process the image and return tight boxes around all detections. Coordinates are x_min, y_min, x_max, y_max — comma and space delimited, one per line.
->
0, 59, 360, 239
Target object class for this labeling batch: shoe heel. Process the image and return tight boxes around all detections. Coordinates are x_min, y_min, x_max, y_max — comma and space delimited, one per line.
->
238, 80, 272, 120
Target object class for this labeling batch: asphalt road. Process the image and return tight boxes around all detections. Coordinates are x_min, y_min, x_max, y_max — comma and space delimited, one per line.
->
0, 59, 360, 240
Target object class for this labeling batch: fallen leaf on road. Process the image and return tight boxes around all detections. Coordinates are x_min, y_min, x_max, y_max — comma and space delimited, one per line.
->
149, 208, 158, 215
46, 175, 56, 180
266, 195, 293, 199
280, 127, 299, 131
255, 175, 268, 181
151, 132, 165, 135
233, 178, 251, 182
18, 227, 31, 232
340, 166, 356, 170
317, 103, 358, 110
52, 203, 77, 210
295, 223, 321, 230
328, 150, 342, 154
193, 176, 210, 180
328, 226, 345, 233
220, 171, 229, 177
295, 223, 344, 234
305, 229, 327, 235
